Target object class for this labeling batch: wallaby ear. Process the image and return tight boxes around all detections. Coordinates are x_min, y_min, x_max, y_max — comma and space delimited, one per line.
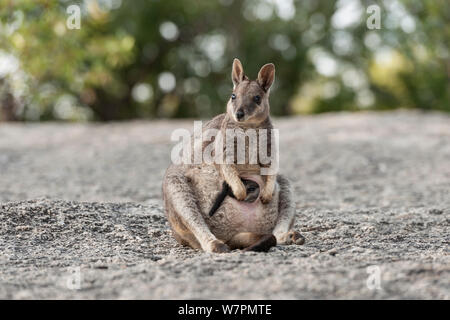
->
257, 63, 275, 92
232, 58, 245, 88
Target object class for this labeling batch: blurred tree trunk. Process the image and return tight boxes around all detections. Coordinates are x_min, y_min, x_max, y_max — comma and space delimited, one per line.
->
0, 79, 17, 121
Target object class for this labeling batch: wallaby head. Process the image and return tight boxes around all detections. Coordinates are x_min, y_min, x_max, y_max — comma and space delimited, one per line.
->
227, 58, 275, 126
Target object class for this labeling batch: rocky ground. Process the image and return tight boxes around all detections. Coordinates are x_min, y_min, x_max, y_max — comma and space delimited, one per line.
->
0, 110, 448, 299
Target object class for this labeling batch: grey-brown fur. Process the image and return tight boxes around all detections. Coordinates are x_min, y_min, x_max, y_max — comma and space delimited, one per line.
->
162, 59, 304, 253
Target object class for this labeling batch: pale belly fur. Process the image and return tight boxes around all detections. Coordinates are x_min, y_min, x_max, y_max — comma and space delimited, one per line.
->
187, 166, 279, 242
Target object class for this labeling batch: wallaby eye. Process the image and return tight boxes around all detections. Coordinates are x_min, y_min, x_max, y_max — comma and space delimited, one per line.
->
231, 93, 236, 100
253, 95, 261, 104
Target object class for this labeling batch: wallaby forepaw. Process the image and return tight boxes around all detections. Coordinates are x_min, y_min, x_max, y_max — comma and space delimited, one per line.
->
276, 230, 305, 245
206, 239, 231, 253
260, 188, 273, 204
232, 184, 247, 201
260, 193, 272, 204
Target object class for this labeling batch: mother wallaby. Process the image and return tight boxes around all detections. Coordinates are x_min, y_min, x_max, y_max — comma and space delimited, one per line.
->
162, 59, 304, 253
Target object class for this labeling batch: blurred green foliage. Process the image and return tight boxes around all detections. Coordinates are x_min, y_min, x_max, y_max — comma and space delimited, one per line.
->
0, 0, 448, 121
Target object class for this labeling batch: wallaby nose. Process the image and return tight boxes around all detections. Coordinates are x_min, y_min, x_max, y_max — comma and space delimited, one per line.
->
236, 109, 245, 121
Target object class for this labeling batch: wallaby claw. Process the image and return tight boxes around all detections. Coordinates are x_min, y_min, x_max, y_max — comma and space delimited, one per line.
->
207, 239, 231, 253
276, 230, 305, 245
260, 188, 273, 204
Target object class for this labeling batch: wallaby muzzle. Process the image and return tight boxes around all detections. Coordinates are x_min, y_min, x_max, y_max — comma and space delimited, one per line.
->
236, 109, 245, 121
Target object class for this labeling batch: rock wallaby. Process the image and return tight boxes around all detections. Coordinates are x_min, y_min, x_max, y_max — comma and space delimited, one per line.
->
163, 58, 304, 253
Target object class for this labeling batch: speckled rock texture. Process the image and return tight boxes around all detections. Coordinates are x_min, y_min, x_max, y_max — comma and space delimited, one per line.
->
0, 111, 449, 299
